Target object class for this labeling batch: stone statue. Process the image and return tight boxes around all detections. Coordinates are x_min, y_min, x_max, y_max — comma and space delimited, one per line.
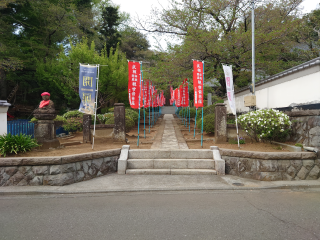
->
33, 92, 60, 149
34, 92, 56, 120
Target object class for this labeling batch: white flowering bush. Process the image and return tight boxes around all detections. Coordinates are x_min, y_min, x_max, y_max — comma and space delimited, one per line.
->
237, 109, 292, 142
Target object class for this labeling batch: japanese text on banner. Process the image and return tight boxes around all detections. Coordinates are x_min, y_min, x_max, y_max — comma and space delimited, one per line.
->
79, 65, 97, 115
222, 65, 236, 115
193, 61, 204, 108
128, 62, 141, 109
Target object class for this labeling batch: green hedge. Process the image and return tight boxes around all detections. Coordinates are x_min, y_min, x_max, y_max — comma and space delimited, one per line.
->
178, 108, 196, 118
125, 108, 139, 123
105, 115, 135, 133
196, 113, 215, 133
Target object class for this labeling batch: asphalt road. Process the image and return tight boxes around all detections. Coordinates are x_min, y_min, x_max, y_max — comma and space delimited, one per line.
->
0, 190, 319, 240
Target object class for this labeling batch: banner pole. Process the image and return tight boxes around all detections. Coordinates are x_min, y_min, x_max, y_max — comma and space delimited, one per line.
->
201, 107, 204, 148
92, 64, 99, 150
201, 61, 204, 148
235, 113, 240, 149
137, 62, 142, 147
142, 70, 145, 139
194, 108, 197, 139
185, 107, 187, 127
152, 87, 154, 127
149, 82, 151, 133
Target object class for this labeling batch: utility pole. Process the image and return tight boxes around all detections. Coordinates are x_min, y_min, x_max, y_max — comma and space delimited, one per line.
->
252, 0, 255, 96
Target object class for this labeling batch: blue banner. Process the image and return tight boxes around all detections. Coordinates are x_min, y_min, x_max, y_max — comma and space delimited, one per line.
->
79, 64, 97, 115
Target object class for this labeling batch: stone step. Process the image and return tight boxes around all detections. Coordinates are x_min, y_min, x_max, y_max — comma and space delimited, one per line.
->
127, 159, 215, 169
126, 169, 217, 175
128, 149, 213, 159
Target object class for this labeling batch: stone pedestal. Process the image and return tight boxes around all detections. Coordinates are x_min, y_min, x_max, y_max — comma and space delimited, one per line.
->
34, 120, 60, 149
83, 114, 91, 143
0, 100, 11, 136
113, 103, 126, 142
215, 103, 227, 143
207, 93, 212, 106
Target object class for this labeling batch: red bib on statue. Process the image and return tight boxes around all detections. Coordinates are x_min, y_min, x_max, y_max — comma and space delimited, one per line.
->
40, 100, 50, 108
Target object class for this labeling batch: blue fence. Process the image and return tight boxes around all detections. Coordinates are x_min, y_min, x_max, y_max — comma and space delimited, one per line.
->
7, 120, 35, 138
7, 120, 69, 138
56, 126, 69, 136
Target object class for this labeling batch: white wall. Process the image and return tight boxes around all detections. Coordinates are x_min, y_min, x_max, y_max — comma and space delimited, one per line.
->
0, 107, 8, 136
224, 64, 320, 113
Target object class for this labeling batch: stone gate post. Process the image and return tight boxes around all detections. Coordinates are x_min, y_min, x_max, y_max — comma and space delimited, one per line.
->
113, 103, 126, 142
207, 93, 212, 106
83, 114, 91, 143
215, 103, 227, 143
0, 100, 11, 135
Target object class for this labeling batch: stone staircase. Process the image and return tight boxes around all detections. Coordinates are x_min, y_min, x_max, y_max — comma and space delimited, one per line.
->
118, 147, 225, 175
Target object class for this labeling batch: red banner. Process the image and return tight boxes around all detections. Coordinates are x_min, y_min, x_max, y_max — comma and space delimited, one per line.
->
143, 80, 150, 108
170, 86, 175, 105
176, 86, 182, 107
193, 60, 204, 108
181, 79, 189, 107
152, 88, 158, 107
128, 61, 141, 109
160, 90, 165, 107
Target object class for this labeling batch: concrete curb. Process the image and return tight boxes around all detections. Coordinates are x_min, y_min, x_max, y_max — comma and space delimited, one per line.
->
1, 183, 320, 196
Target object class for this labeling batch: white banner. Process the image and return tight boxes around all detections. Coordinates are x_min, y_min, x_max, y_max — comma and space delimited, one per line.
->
222, 65, 236, 115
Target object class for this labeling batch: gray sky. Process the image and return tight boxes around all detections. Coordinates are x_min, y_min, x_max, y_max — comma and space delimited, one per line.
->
114, 0, 320, 50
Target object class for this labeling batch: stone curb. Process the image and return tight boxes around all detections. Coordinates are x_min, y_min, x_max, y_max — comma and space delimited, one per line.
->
1, 184, 320, 196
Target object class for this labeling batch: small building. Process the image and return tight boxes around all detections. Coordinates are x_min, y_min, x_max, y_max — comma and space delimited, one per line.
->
224, 57, 320, 113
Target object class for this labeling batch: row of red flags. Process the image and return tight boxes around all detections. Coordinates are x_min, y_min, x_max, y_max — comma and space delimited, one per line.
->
170, 60, 204, 108
128, 60, 203, 109
128, 61, 165, 109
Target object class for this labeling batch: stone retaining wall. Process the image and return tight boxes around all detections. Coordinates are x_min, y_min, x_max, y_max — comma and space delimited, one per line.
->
0, 149, 121, 186
220, 149, 319, 181
286, 110, 320, 148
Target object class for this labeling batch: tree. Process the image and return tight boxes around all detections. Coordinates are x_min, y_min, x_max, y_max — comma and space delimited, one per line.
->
36, 38, 129, 109
119, 26, 151, 60
138, 0, 305, 95
0, 0, 101, 105
99, 3, 122, 54
292, 6, 320, 60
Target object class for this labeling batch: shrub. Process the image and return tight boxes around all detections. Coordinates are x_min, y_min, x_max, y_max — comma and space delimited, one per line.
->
125, 108, 139, 123
0, 133, 40, 157
203, 104, 216, 117
105, 116, 115, 124
63, 110, 84, 119
227, 117, 236, 124
54, 115, 67, 122
63, 117, 83, 133
105, 115, 135, 132
237, 109, 292, 142
212, 96, 224, 104
103, 113, 114, 121
189, 108, 196, 118
125, 116, 135, 132
229, 137, 246, 144
179, 108, 196, 118
108, 107, 114, 112
91, 114, 110, 125
196, 113, 215, 133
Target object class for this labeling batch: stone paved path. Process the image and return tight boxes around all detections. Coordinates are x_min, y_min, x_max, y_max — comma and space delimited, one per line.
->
151, 114, 188, 149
